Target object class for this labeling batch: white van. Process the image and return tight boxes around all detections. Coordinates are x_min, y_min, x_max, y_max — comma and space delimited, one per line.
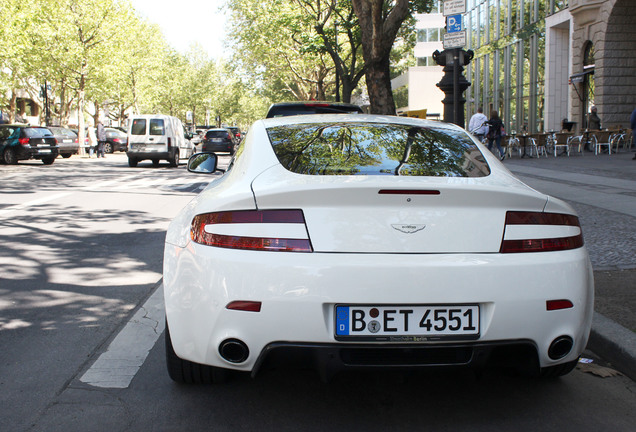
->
126, 114, 194, 167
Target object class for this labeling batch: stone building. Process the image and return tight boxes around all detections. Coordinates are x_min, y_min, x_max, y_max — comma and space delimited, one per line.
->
568, 0, 636, 131
464, 0, 635, 134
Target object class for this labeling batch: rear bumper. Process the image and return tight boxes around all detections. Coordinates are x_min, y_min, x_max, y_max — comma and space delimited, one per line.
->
126, 149, 173, 161
23, 146, 59, 160
57, 143, 79, 155
253, 340, 541, 378
202, 142, 233, 153
164, 243, 594, 373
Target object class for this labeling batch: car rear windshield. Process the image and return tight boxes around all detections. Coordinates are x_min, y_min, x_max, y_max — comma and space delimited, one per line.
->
205, 130, 229, 138
131, 119, 146, 135
266, 122, 490, 177
24, 128, 54, 138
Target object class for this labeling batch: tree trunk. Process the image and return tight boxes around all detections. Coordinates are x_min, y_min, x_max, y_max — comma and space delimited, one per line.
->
77, 70, 87, 156
9, 91, 17, 123
351, 0, 412, 115
364, 57, 395, 114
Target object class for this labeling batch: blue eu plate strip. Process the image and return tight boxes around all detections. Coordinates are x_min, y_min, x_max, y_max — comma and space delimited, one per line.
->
336, 306, 349, 336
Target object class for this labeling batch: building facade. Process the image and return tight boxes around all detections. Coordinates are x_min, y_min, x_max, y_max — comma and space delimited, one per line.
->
465, 0, 636, 134
392, 1, 446, 118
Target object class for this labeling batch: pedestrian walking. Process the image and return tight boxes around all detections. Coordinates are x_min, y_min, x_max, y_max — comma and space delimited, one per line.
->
468, 107, 489, 143
630, 107, 636, 160
486, 110, 505, 161
96, 121, 106, 158
87, 125, 97, 158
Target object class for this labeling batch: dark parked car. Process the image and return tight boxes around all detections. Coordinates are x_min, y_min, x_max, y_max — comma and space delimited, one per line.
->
201, 128, 236, 155
266, 101, 363, 118
47, 126, 79, 158
104, 128, 128, 153
226, 126, 242, 144
0, 125, 58, 165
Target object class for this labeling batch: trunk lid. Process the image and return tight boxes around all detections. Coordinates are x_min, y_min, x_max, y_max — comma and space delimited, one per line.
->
251, 166, 549, 253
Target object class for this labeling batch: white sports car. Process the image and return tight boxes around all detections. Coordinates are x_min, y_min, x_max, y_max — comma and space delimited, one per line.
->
163, 114, 594, 383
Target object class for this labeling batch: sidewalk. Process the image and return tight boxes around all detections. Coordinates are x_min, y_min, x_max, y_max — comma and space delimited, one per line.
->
590, 268, 636, 381
505, 150, 636, 381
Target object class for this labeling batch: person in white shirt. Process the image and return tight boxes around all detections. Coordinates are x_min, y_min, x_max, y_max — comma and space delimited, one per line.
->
87, 126, 98, 158
468, 106, 489, 142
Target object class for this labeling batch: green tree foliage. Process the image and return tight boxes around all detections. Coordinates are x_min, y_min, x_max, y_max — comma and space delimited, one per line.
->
227, 0, 335, 102
0, 0, 41, 122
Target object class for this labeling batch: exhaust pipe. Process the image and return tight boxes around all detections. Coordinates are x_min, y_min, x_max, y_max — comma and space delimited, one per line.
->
219, 339, 249, 363
548, 336, 573, 360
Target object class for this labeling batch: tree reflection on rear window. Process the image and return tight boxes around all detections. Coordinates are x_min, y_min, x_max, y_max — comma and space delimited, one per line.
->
266, 122, 490, 177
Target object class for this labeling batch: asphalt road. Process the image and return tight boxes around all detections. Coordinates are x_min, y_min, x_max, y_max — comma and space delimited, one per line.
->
1, 152, 635, 432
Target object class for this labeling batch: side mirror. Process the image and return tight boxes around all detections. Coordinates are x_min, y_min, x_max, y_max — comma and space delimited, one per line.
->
187, 152, 224, 174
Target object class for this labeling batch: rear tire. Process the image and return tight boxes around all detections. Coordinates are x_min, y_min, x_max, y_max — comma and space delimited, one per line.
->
42, 156, 55, 165
128, 157, 138, 167
3, 147, 18, 164
540, 359, 578, 378
104, 143, 113, 153
169, 150, 179, 167
62, 153, 72, 158
165, 322, 228, 384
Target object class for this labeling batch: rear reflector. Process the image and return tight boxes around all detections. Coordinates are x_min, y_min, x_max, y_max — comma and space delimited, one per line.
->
500, 211, 583, 253
546, 300, 574, 311
226, 301, 262, 312
191, 210, 313, 252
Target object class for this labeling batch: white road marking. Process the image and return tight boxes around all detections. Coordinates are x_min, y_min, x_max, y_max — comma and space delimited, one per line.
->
0, 192, 72, 217
80, 286, 165, 388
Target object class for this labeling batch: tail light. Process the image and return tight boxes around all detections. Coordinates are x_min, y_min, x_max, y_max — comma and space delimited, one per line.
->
19, 138, 30, 145
191, 210, 313, 252
500, 211, 583, 253
113, 138, 121, 143
167, 137, 172, 148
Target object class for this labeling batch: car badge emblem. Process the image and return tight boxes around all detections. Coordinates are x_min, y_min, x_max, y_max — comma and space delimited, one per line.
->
392, 224, 426, 234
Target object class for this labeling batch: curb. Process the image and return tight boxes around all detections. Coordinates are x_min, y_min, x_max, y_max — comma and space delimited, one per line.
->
588, 312, 636, 382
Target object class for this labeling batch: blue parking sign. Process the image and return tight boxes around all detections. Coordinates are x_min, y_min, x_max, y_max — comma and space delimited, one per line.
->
447, 14, 462, 33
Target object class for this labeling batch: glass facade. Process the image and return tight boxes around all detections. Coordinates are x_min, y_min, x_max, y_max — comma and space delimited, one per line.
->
465, 0, 568, 133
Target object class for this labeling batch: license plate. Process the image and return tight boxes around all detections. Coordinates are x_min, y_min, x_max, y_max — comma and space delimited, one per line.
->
39, 149, 51, 153
335, 305, 479, 341
212, 138, 222, 142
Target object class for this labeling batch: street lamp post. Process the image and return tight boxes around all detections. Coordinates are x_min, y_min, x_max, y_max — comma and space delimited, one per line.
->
432, 48, 474, 127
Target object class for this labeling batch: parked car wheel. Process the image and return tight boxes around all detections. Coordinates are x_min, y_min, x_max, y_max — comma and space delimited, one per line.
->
3, 148, 18, 165
128, 157, 138, 167
61, 153, 72, 158
41, 156, 56, 165
165, 322, 228, 384
169, 150, 179, 167
104, 142, 113, 153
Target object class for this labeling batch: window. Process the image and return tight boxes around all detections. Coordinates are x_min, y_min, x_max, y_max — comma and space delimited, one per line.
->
417, 57, 436, 66
149, 119, 165, 135
131, 119, 146, 135
267, 123, 490, 177
417, 28, 442, 43
23, 128, 53, 138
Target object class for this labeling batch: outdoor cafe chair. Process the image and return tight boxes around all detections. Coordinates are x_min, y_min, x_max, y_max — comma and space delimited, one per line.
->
593, 130, 612, 155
